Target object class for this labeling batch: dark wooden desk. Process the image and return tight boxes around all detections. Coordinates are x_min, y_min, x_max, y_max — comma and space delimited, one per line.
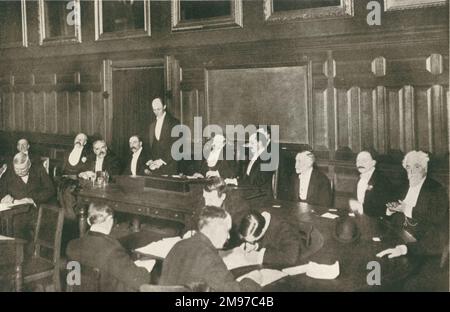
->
76, 175, 204, 236
0, 204, 31, 237
0, 236, 26, 291
238, 200, 417, 292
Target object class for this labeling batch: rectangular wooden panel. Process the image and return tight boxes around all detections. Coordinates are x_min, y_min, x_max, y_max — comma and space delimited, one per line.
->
45, 91, 57, 134
312, 88, 328, 150
34, 92, 45, 133
415, 87, 431, 152
14, 92, 25, 131
56, 91, 69, 135
68, 92, 81, 134
24, 92, 34, 132
360, 88, 374, 151
92, 91, 105, 138
387, 88, 400, 152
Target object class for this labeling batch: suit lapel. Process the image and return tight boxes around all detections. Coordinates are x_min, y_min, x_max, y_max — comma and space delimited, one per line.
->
306, 169, 317, 202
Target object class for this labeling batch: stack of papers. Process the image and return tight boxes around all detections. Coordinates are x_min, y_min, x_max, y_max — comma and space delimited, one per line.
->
0, 201, 30, 212
237, 269, 288, 287
134, 259, 156, 273
135, 236, 182, 258
0, 235, 14, 240
320, 212, 339, 219
282, 261, 340, 280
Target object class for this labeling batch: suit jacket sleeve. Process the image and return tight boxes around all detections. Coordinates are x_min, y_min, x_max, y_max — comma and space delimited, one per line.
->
31, 166, 56, 204
104, 244, 151, 291
314, 170, 333, 207
262, 220, 300, 267
202, 250, 261, 292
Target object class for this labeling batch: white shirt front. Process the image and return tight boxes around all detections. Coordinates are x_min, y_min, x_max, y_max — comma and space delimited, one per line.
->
21, 175, 29, 184
402, 177, 426, 218
298, 167, 313, 200
68, 146, 83, 166
155, 112, 166, 141
131, 147, 142, 176
357, 167, 375, 204
246, 148, 265, 176
95, 157, 104, 172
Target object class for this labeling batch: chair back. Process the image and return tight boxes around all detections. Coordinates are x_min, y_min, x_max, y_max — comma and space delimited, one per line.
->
33, 204, 65, 266
66, 264, 101, 292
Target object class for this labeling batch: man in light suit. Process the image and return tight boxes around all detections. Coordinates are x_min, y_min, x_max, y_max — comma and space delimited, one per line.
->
348, 151, 393, 217
146, 97, 180, 175
284, 151, 332, 207
123, 135, 149, 176
377, 150, 448, 291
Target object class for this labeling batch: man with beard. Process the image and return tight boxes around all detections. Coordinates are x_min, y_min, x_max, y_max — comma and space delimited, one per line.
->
62, 133, 91, 176
81, 140, 121, 178
377, 150, 449, 291
122, 135, 149, 176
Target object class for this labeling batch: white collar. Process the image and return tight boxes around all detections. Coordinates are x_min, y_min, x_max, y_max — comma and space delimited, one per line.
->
90, 224, 111, 235
409, 177, 426, 189
254, 211, 271, 241
157, 112, 166, 121
133, 147, 143, 157
360, 167, 375, 180
298, 167, 313, 178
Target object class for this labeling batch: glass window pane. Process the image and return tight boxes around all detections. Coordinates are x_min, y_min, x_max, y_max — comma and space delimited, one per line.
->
180, 0, 232, 20
273, 0, 341, 12
44, 0, 75, 38
102, 0, 145, 33
0, 1, 22, 44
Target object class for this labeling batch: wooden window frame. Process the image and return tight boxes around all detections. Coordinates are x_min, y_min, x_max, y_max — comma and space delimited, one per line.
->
94, 0, 151, 41
0, 0, 28, 49
171, 0, 243, 32
263, 0, 354, 22
384, 0, 447, 11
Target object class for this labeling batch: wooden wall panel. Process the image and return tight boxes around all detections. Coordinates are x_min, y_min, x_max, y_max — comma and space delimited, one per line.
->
387, 88, 400, 152
56, 92, 69, 135
360, 88, 374, 151
399, 86, 416, 153
348, 87, 361, 153
372, 86, 387, 154
92, 91, 105, 138
416, 87, 431, 152
24, 92, 34, 132
34, 92, 45, 133
45, 91, 57, 134
429, 85, 448, 155
312, 88, 328, 150
14, 92, 25, 131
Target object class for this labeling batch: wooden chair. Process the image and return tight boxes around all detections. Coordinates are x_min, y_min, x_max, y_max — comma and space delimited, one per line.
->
0, 238, 26, 291
66, 264, 101, 292
23, 203, 64, 291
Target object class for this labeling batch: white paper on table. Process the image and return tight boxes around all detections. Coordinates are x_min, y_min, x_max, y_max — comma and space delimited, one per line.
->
328, 208, 338, 212
281, 263, 310, 276
0, 200, 33, 211
372, 237, 381, 242
0, 235, 14, 240
134, 259, 156, 273
320, 212, 339, 219
220, 247, 261, 270
348, 212, 356, 217
135, 236, 182, 258
305, 261, 340, 280
237, 269, 288, 287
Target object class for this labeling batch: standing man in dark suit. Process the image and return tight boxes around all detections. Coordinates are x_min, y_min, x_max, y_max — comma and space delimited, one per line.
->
146, 97, 180, 175
239, 129, 275, 196
0, 152, 56, 239
160, 206, 261, 291
62, 133, 91, 176
122, 135, 149, 176
284, 151, 332, 207
377, 150, 448, 291
80, 140, 121, 179
348, 151, 393, 217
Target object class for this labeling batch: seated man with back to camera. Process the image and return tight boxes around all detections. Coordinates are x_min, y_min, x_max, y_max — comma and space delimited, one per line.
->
283, 151, 332, 207
377, 150, 449, 291
0, 152, 56, 239
160, 206, 262, 291
66, 202, 151, 291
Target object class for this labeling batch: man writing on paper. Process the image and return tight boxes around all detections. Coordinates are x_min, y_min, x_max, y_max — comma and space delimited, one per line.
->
160, 206, 261, 291
0, 152, 55, 239
146, 97, 180, 175
377, 150, 448, 291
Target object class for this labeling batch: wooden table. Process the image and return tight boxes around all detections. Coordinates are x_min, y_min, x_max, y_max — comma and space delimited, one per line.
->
0, 204, 31, 237
76, 175, 204, 236
0, 236, 26, 291
235, 200, 418, 292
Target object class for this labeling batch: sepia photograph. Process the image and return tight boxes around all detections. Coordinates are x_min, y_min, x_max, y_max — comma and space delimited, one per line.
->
0, 0, 449, 298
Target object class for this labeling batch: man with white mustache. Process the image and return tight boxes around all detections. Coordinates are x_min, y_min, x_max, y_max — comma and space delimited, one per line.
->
62, 133, 91, 175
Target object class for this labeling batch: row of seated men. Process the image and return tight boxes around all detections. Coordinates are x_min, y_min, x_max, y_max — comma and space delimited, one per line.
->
0, 134, 448, 291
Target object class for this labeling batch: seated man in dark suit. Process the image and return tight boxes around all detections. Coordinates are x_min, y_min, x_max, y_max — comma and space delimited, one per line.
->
123, 135, 150, 176
283, 151, 332, 207
66, 202, 151, 292
348, 151, 394, 217
62, 133, 91, 176
377, 150, 449, 291
160, 206, 261, 291
80, 140, 121, 179
0, 152, 56, 239
16, 138, 41, 165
